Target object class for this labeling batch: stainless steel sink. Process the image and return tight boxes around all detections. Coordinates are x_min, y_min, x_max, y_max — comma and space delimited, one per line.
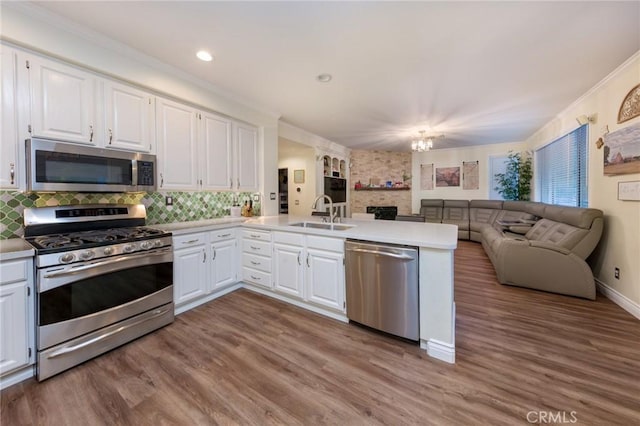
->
288, 222, 355, 231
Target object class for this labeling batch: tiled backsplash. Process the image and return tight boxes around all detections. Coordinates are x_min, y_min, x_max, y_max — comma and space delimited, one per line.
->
0, 190, 260, 239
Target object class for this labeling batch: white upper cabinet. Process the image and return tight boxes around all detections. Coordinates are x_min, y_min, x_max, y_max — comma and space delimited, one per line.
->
0, 45, 18, 189
235, 123, 259, 192
200, 112, 233, 190
103, 81, 155, 153
28, 55, 97, 145
156, 97, 199, 190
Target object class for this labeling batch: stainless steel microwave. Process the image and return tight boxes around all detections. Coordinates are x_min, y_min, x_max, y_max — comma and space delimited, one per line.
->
26, 138, 157, 192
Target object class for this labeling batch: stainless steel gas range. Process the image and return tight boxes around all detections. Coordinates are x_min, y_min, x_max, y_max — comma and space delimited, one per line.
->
23, 204, 174, 381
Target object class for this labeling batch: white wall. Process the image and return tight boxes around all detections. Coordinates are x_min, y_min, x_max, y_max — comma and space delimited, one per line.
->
278, 138, 316, 216
526, 52, 640, 308
411, 141, 527, 212
1, 3, 280, 215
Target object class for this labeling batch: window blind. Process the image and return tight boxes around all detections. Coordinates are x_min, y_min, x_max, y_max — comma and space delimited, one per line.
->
536, 124, 588, 207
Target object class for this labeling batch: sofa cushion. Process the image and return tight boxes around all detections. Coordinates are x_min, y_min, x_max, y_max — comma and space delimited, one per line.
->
525, 219, 589, 251
542, 205, 603, 229
419, 199, 443, 223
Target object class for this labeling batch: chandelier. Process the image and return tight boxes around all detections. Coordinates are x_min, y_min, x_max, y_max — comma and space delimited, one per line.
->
411, 130, 442, 152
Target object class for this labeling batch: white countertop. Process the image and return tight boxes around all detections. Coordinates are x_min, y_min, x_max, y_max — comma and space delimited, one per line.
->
244, 216, 458, 249
0, 238, 35, 261
160, 215, 458, 250
153, 217, 247, 235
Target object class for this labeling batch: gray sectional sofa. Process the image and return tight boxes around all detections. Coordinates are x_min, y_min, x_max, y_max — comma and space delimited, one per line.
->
418, 199, 604, 299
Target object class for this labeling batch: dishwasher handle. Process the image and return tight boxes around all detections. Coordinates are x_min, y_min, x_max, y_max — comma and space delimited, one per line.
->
346, 247, 415, 260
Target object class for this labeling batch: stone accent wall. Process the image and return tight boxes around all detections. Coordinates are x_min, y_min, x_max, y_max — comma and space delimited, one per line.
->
349, 150, 412, 215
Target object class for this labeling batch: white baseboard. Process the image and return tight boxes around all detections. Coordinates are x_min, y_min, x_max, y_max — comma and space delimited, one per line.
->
174, 283, 242, 315
420, 339, 455, 364
242, 283, 348, 323
596, 279, 640, 320
0, 365, 35, 391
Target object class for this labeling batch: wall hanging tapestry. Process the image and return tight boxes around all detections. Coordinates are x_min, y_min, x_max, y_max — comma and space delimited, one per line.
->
463, 161, 479, 190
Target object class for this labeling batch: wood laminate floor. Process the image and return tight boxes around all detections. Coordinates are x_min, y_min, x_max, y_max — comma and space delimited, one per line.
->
2, 241, 639, 425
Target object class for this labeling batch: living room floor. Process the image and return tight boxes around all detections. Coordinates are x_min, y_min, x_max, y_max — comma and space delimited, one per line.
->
2, 241, 639, 425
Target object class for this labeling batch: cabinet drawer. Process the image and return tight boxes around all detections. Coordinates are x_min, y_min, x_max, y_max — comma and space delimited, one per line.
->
242, 239, 270, 255
242, 253, 271, 273
307, 235, 345, 253
209, 228, 236, 242
242, 267, 271, 287
173, 233, 207, 247
0, 259, 28, 285
242, 229, 271, 242
273, 231, 304, 246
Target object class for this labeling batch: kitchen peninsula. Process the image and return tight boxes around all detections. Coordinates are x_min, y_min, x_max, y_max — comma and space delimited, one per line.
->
163, 216, 458, 364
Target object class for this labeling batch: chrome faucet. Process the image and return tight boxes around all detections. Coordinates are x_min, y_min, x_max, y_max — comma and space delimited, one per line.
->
311, 194, 337, 223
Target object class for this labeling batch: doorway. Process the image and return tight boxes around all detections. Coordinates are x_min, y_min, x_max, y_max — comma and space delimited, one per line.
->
278, 168, 288, 214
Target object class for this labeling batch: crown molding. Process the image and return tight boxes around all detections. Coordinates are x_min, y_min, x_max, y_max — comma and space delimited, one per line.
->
3, 2, 281, 122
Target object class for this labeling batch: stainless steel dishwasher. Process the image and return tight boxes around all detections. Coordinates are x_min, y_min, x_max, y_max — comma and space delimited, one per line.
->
345, 239, 419, 341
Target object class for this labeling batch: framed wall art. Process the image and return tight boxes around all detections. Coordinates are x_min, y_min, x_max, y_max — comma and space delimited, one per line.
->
603, 121, 640, 175
618, 83, 640, 124
436, 167, 460, 187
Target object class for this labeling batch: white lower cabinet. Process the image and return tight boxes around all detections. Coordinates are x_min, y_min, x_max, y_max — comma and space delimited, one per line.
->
173, 234, 208, 306
173, 229, 238, 311
272, 232, 345, 313
273, 233, 304, 298
0, 257, 34, 378
242, 230, 272, 289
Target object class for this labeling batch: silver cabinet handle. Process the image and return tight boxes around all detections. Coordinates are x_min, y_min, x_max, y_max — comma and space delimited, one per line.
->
230, 178, 233, 189
250, 260, 260, 266
250, 234, 262, 239
217, 233, 231, 238
182, 239, 199, 245
250, 275, 261, 281
108, 128, 113, 144
237, 178, 240, 189
203, 250, 207, 263
160, 173, 164, 188
297, 252, 301, 265
212, 248, 216, 260
306, 253, 310, 268
89, 125, 94, 142
9, 163, 14, 185
250, 245, 260, 251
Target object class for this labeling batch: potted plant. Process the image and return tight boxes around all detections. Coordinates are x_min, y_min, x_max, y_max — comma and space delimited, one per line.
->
494, 151, 533, 201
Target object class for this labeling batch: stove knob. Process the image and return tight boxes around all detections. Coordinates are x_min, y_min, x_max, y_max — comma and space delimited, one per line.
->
59, 253, 75, 264
154, 239, 163, 248
140, 241, 152, 250
103, 247, 114, 256
80, 250, 95, 260
123, 244, 135, 253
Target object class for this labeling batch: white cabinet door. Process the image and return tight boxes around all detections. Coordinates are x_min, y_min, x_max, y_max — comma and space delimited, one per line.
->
200, 112, 233, 190
103, 81, 154, 153
173, 246, 208, 306
0, 281, 28, 375
273, 243, 304, 298
235, 123, 259, 191
156, 97, 199, 190
28, 56, 97, 144
306, 248, 345, 312
0, 46, 18, 189
211, 239, 237, 290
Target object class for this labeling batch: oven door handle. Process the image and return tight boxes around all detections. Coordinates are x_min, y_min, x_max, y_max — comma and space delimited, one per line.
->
46, 306, 171, 359
43, 250, 171, 279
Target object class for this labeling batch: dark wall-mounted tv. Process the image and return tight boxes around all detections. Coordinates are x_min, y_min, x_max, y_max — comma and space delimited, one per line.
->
324, 176, 346, 203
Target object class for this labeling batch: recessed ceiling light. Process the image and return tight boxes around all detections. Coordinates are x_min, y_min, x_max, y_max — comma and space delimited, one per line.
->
316, 73, 332, 83
196, 50, 213, 62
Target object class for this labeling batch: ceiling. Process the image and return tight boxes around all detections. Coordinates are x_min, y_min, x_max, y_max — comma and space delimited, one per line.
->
29, 1, 640, 151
